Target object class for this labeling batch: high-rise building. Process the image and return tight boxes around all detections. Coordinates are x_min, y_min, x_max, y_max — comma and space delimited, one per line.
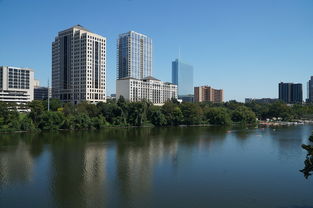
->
307, 76, 313, 103
172, 59, 193, 96
52, 25, 106, 104
0, 66, 34, 104
278, 82, 303, 104
194, 86, 223, 103
117, 31, 152, 79
116, 76, 177, 105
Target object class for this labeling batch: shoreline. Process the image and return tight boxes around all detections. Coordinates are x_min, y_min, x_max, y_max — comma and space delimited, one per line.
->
1, 121, 313, 135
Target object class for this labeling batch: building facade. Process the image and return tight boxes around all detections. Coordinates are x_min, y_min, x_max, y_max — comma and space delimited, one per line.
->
0, 66, 34, 104
194, 86, 223, 103
278, 82, 303, 104
34, 87, 50, 100
307, 76, 313, 103
245, 98, 279, 104
172, 59, 194, 96
52, 25, 106, 104
117, 31, 152, 79
116, 76, 177, 105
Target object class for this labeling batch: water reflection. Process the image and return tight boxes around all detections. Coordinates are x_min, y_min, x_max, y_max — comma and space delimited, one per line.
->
0, 126, 313, 208
0, 141, 34, 186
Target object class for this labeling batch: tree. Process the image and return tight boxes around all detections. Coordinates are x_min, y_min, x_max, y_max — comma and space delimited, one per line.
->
20, 116, 36, 131
180, 103, 203, 125
38, 111, 65, 130
97, 102, 124, 125
205, 107, 232, 126
161, 102, 183, 126
267, 102, 293, 120
231, 106, 256, 124
72, 113, 92, 129
126, 102, 147, 126
149, 108, 167, 126
43, 98, 63, 111
28, 100, 45, 125
91, 115, 107, 129
63, 103, 75, 116
77, 101, 99, 117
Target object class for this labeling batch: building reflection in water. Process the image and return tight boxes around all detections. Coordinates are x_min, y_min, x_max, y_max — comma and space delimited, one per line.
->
0, 127, 229, 207
0, 141, 34, 186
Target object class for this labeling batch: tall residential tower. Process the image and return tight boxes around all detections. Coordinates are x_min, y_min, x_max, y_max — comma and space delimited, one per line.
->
117, 31, 152, 79
278, 82, 303, 104
52, 25, 106, 104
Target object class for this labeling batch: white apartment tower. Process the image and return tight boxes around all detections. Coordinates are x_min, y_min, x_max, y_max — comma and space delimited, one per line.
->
52, 25, 106, 104
117, 31, 152, 79
0, 66, 34, 104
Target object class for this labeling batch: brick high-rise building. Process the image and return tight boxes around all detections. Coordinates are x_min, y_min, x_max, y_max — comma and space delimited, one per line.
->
194, 86, 223, 103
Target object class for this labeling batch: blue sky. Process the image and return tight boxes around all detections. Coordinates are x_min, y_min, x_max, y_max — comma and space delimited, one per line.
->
0, 0, 312, 101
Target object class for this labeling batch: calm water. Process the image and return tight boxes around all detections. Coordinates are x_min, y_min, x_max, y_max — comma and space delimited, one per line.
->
0, 125, 313, 208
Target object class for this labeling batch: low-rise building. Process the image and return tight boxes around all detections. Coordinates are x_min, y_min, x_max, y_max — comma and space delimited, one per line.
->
0, 66, 34, 104
178, 94, 194, 103
245, 98, 279, 104
33, 79, 51, 100
194, 86, 223, 103
116, 76, 177, 104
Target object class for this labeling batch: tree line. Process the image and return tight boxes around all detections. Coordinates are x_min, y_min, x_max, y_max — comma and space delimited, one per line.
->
1, 97, 313, 132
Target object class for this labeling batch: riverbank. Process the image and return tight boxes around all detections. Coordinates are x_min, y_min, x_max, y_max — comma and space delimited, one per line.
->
259, 119, 313, 127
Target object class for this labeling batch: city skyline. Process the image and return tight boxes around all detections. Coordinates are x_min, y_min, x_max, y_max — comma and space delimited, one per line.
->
0, 0, 312, 101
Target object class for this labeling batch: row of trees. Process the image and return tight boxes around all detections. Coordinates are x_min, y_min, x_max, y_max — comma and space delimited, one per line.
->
1, 97, 313, 132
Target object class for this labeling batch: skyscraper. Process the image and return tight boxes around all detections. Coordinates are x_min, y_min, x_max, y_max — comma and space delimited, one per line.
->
172, 59, 194, 96
307, 76, 313, 103
117, 31, 152, 79
52, 25, 106, 104
278, 82, 303, 104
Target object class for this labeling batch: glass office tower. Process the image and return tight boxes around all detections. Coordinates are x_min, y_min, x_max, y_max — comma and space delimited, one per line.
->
117, 31, 152, 79
172, 59, 194, 96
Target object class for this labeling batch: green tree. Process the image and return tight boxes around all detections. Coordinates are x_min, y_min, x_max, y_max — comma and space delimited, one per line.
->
97, 102, 124, 125
127, 102, 147, 126
231, 106, 256, 124
72, 113, 92, 129
161, 102, 183, 126
20, 116, 36, 131
38, 111, 65, 130
91, 115, 107, 129
205, 107, 232, 126
180, 103, 203, 125
63, 103, 75, 116
149, 107, 167, 126
267, 102, 293, 120
28, 100, 45, 125
43, 98, 63, 111
77, 101, 99, 117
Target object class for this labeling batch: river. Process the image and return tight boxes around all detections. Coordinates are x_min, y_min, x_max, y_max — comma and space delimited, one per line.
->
0, 125, 313, 208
